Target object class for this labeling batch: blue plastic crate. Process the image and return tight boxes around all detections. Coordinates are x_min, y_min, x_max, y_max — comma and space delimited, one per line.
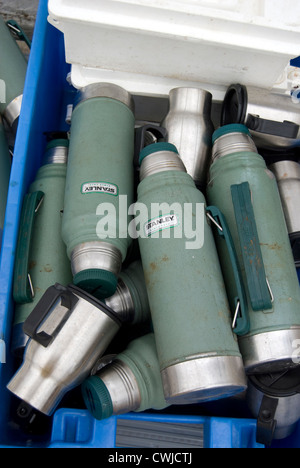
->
0, 0, 299, 449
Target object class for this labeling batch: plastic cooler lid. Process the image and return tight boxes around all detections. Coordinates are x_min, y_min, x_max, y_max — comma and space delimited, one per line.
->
48, 0, 300, 97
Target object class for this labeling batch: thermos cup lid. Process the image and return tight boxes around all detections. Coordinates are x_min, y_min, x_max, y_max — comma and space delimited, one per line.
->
249, 367, 300, 398
139, 142, 179, 165
73, 268, 118, 299
221, 83, 248, 126
212, 124, 251, 144
81, 376, 113, 420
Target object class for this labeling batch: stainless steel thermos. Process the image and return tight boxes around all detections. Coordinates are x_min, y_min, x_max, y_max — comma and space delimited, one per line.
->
62, 83, 135, 299
161, 87, 214, 189
0, 15, 27, 133
12, 138, 72, 356
7, 283, 122, 416
135, 141, 247, 405
82, 333, 169, 420
207, 124, 300, 374
269, 160, 300, 267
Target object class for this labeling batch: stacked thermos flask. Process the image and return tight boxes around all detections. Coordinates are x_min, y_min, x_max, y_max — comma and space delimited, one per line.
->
7, 80, 300, 446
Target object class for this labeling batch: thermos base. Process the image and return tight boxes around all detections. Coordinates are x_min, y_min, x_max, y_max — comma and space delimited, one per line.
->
239, 328, 300, 374
161, 355, 247, 405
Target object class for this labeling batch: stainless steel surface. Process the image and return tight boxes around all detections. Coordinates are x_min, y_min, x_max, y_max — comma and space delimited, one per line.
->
99, 359, 142, 415
3, 94, 22, 131
139, 149, 186, 181
161, 87, 214, 186
239, 328, 300, 374
212, 131, 258, 161
247, 378, 300, 440
245, 86, 300, 128
71, 241, 123, 277
269, 160, 300, 235
74, 82, 135, 114
43, 145, 68, 165
161, 355, 247, 405
225, 85, 300, 149
105, 278, 135, 323
7, 290, 121, 415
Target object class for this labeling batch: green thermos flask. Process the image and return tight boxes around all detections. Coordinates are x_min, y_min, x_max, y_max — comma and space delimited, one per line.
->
0, 115, 11, 247
62, 83, 135, 299
206, 124, 300, 374
135, 142, 247, 405
12, 138, 73, 356
105, 260, 150, 325
0, 16, 27, 133
81, 333, 169, 419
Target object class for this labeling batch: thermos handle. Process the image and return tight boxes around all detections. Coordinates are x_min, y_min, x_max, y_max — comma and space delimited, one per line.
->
206, 205, 250, 336
13, 191, 45, 304
6, 19, 32, 49
23, 283, 79, 348
231, 182, 273, 312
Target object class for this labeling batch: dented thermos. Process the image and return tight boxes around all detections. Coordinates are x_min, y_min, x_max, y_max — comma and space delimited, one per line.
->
207, 124, 300, 374
62, 83, 135, 299
135, 142, 247, 405
12, 137, 72, 357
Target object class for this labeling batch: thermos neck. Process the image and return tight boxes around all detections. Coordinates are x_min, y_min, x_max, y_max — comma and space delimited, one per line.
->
212, 124, 258, 162
43, 141, 69, 165
82, 360, 141, 419
139, 143, 186, 181
74, 82, 135, 114
168, 87, 212, 115
105, 278, 135, 323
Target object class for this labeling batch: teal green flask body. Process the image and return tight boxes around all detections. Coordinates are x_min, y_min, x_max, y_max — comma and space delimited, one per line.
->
0, 116, 11, 245
135, 143, 246, 405
62, 83, 135, 299
207, 125, 300, 374
0, 17, 27, 130
81, 333, 169, 420
12, 140, 72, 356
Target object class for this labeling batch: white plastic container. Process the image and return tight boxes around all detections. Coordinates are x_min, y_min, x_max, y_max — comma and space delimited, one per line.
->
47, 0, 300, 100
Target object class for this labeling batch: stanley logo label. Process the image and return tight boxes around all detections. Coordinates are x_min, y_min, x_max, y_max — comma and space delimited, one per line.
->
144, 214, 179, 237
81, 182, 118, 196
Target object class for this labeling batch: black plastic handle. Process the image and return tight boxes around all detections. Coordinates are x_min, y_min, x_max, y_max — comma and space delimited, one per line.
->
23, 283, 79, 348
134, 124, 167, 167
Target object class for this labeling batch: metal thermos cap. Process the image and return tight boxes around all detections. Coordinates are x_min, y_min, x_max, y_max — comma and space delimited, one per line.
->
212, 124, 258, 161
43, 138, 69, 165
